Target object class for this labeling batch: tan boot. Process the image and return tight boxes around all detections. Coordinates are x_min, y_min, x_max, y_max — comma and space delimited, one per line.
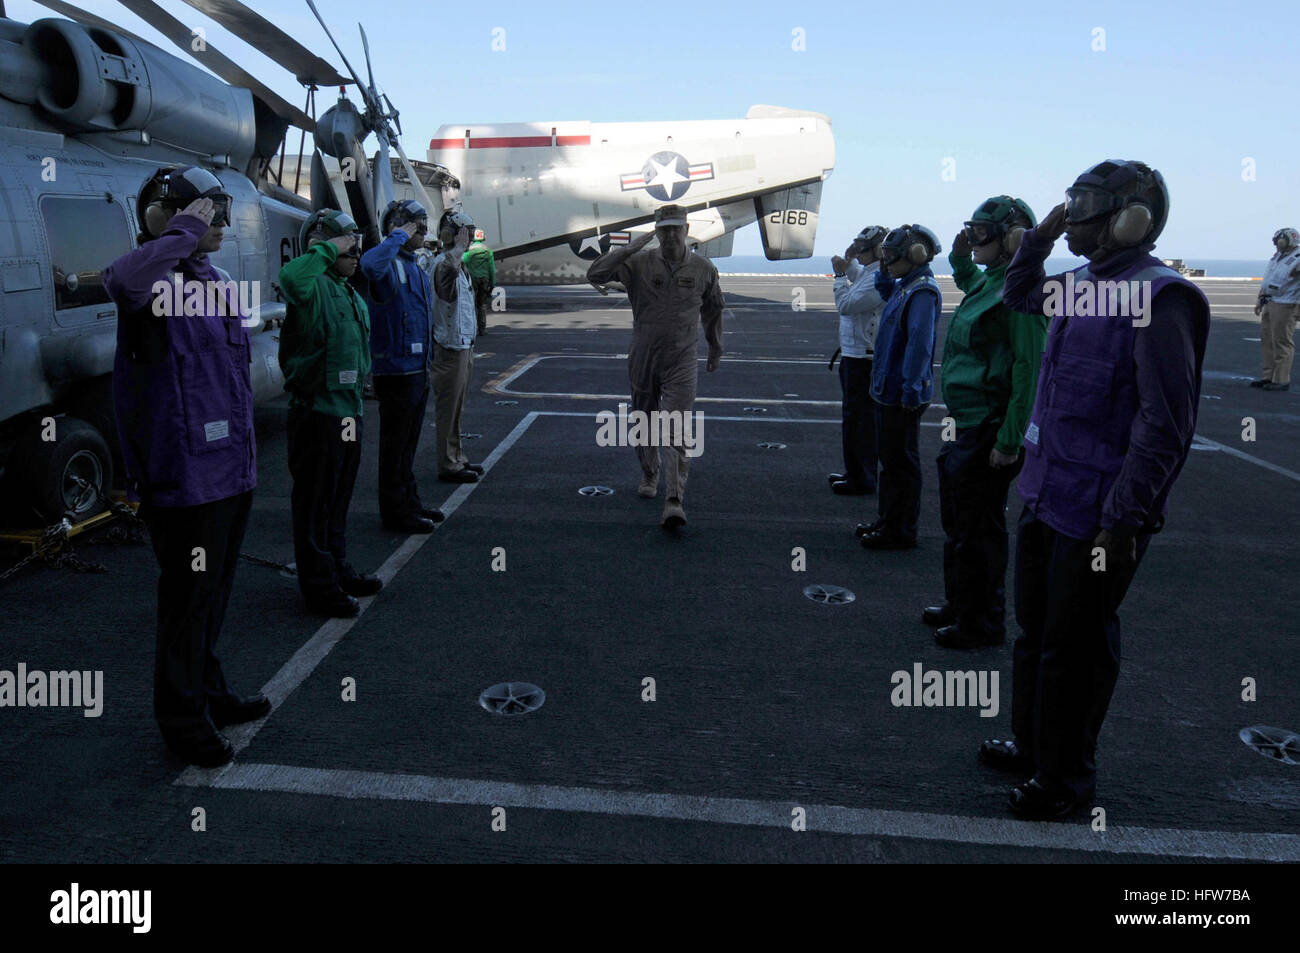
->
662, 497, 686, 529
638, 473, 658, 499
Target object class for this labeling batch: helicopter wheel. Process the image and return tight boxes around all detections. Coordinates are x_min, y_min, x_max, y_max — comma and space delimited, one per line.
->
70, 376, 124, 489
16, 416, 114, 525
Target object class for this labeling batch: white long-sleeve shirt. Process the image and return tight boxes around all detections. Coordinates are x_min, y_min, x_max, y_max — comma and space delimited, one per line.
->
1261, 247, 1300, 304
833, 259, 886, 358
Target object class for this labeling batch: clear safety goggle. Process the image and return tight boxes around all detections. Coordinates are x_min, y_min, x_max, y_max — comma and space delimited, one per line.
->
202, 193, 232, 226
335, 234, 364, 257
877, 243, 904, 264
1064, 188, 1118, 224
168, 193, 232, 226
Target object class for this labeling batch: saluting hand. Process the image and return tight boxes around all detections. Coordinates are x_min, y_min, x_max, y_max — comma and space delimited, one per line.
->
1038, 202, 1068, 242
952, 231, 972, 258
327, 234, 358, 255
831, 255, 849, 276
180, 197, 215, 226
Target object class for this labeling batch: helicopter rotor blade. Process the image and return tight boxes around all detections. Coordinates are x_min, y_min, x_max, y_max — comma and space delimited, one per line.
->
105, 0, 315, 130
382, 93, 402, 137
31, 0, 153, 47
178, 0, 348, 87
359, 23, 377, 102
304, 0, 374, 109
373, 134, 394, 217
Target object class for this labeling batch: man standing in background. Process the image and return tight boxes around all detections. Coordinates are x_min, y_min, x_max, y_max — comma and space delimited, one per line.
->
1252, 227, 1300, 391
587, 205, 724, 530
104, 167, 269, 767
464, 228, 497, 336
927, 197, 1045, 650
995, 160, 1209, 819
431, 210, 485, 484
278, 209, 382, 619
860, 225, 942, 551
828, 226, 888, 498
361, 199, 443, 534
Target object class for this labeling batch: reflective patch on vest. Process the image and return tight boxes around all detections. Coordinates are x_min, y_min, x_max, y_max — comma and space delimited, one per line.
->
1024, 422, 1040, 445
204, 420, 230, 442
411, 342, 423, 354
338, 369, 358, 385
396, 260, 407, 285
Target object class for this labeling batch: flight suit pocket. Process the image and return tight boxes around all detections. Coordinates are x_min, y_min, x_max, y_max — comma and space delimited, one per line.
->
324, 318, 360, 392
178, 350, 235, 455
1050, 356, 1116, 418
947, 311, 975, 350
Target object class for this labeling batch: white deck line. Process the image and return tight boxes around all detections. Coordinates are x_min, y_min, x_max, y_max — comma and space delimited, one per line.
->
180, 762, 1300, 862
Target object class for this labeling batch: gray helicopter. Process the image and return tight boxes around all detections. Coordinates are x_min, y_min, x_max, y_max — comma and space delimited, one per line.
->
0, 0, 452, 527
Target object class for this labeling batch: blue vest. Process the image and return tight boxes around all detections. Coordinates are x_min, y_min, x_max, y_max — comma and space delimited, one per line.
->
363, 235, 432, 376
871, 269, 940, 406
1017, 258, 1207, 539
112, 265, 256, 508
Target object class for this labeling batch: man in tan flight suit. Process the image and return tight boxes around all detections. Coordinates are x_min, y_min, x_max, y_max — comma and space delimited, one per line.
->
587, 205, 725, 529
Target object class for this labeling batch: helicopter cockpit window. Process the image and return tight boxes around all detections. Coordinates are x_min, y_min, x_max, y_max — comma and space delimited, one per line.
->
40, 197, 132, 311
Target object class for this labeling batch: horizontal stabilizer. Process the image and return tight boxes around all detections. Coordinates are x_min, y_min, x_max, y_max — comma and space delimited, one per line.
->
693, 232, 734, 260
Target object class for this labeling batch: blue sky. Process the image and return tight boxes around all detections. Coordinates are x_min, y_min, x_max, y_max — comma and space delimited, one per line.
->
11, 0, 1296, 258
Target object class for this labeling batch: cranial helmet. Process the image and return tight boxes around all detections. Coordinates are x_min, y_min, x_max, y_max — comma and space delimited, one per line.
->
1065, 160, 1169, 248
138, 165, 232, 237
964, 195, 1037, 256
439, 208, 476, 236
850, 225, 888, 254
300, 208, 361, 246
879, 224, 942, 267
1272, 227, 1299, 249
382, 198, 428, 234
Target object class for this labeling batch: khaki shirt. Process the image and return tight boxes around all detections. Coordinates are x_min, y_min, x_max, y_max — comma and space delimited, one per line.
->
588, 244, 724, 351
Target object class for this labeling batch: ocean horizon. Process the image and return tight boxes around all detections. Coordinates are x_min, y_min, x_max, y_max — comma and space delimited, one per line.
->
716, 254, 1266, 279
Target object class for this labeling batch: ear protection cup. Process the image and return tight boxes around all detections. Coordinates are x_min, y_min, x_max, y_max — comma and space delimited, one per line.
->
1110, 202, 1152, 247
144, 202, 171, 238
1004, 226, 1026, 255
907, 243, 928, 265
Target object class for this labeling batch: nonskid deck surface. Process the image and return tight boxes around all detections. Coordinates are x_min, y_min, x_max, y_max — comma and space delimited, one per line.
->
1, 277, 1295, 863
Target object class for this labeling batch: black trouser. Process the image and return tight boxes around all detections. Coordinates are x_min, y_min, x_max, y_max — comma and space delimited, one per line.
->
374, 371, 429, 521
472, 277, 492, 333
838, 356, 878, 490
875, 402, 924, 540
937, 419, 1022, 637
1011, 507, 1151, 798
287, 405, 361, 600
141, 490, 253, 746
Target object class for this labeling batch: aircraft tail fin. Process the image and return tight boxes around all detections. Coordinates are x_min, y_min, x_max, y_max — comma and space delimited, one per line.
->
754, 181, 822, 260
